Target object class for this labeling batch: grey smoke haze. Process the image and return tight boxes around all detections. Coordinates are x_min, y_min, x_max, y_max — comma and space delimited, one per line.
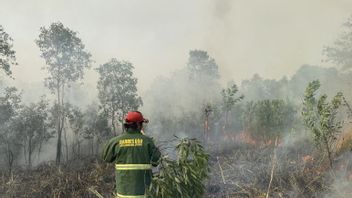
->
1, 0, 352, 94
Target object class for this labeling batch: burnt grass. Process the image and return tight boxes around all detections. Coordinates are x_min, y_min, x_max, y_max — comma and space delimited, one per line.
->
0, 157, 115, 198
1, 140, 351, 198
206, 141, 329, 198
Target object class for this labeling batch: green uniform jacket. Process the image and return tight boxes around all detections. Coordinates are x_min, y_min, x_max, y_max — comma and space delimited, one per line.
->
102, 130, 161, 198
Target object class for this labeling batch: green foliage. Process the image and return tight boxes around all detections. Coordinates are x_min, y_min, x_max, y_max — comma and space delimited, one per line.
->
0, 87, 22, 171
302, 80, 343, 167
221, 83, 244, 130
13, 97, 52, 167
36, 22, 92, 91
66, 104, 85, 157
96, 58, 142, 133
0, 25, 17, 76
82, 103, 112, 141
0, 87, 21, 124
36, 21, 92, 164
147, 138, 209, 198
67, 105, 84, 137
221, 83, 244, 111
243, 99, 297, 140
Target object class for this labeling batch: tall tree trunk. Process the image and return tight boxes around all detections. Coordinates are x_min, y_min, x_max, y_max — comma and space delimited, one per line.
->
37, 139, 42, 161
72, 132, 78, 159
56, 85, 62, 165
6, 141, 14, 174
56, 128, 62, 164
61, 85, 67, 162
23, 139, 28, 165
37, 123, 45, 161
56, 83, 66, 165
91, 138, 94, 155
28, 137, 32, 169
64, 127, 69, 162
78, 140, 81, 158
222, 110, 229, 135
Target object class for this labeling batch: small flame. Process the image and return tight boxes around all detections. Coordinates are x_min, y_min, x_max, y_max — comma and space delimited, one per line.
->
224, 131, 257, 145
302, 155, 314, 163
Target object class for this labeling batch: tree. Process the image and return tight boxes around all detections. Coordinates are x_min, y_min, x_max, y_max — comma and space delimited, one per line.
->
202, 103, 212, 142
62, 103, 79, 161
36, 22, 92, 164
0, 25, 16, 76
187, 50, 219, 81
66, 105, 84, 158
243, 99, 296, 141
0, 87, 21, 172
240, 74, 291, 101
83, 103, 111, 155
96, 58, 142, 134
221, 82, 244, 132
14, 97, 51, 168
302, 80, 343, 168
323, 16, 352, 70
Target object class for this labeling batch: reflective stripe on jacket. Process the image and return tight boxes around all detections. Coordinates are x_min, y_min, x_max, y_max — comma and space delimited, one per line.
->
115, 164, 152, 170
116, 192, 146, 198
102, 130, 161, 197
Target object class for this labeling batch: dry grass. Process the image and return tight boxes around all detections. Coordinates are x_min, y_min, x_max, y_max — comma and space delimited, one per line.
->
0, 157, 115, 198
336, 127, 352, 155
1, 137, 351, 198
205, 140, 334, 198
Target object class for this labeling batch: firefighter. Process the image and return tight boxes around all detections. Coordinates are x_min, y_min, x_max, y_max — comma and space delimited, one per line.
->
102, 111, 161, 198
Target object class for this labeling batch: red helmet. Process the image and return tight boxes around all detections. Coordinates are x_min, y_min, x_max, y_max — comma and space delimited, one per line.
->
124, 111, 148, 123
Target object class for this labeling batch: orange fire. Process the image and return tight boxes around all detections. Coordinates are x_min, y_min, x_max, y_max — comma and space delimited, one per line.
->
236, 131, 257, 145
223, 131, 284, 146
302, 155, 314, 163
224, 131, 257, 145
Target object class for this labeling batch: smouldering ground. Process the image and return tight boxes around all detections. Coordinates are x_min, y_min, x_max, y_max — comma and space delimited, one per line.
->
206, 137, 352, 198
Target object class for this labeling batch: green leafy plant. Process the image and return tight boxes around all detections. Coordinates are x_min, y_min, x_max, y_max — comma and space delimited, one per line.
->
243, 99, 297, 141
147, 138, 209, 198
96, 58, 142, 134
221, 83, 244, 132
302, 80, 343, 168
0, 25, 17, 76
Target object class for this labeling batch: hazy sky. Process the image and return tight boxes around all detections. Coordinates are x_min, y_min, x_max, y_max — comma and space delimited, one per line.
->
1, 0, 352, 92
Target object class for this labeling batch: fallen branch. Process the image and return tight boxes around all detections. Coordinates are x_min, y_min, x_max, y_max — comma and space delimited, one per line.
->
266, 137, 278, 198
217, 156, 229, 198
88, 187, 104, 198
217, 156, 226, 184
